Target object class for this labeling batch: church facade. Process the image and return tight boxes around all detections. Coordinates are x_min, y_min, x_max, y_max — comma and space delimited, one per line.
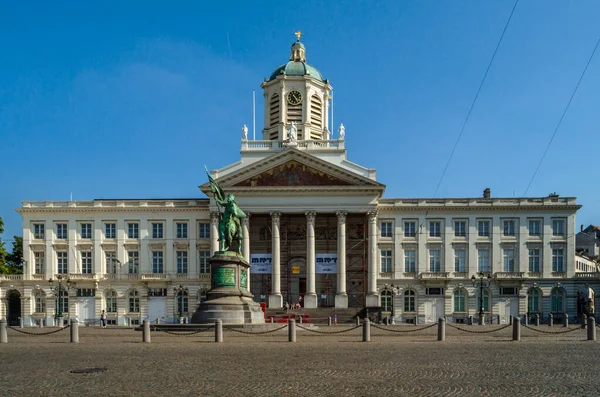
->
3, 35, 590, 326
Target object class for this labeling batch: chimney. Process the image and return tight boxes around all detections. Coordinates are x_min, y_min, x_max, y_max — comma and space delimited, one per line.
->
483, 188, 491, 199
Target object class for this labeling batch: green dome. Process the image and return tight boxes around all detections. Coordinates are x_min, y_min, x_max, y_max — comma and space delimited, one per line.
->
269, 61, 324, 82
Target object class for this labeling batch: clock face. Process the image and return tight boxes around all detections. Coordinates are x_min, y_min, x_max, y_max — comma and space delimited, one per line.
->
287, 90, 303, 105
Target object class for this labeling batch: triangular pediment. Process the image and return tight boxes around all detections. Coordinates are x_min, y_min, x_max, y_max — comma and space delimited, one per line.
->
234, 160, 352, 187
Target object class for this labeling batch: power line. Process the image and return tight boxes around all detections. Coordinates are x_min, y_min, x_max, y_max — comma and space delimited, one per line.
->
524, 36, 600, 196
431, 0, 520, 198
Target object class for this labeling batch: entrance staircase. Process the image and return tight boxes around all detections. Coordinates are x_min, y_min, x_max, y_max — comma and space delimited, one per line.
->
265, 307, 361, 324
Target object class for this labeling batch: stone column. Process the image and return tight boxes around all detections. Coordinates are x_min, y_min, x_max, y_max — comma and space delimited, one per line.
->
335, 211, 348, 308
268, 212, 282, 308
242, 214, 251, 292
366, 211, 379, 307
210, 212, 220, 255
305, 211, 318, 308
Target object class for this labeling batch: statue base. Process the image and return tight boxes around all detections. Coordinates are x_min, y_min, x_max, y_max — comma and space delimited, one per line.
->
191, 252, 265, 325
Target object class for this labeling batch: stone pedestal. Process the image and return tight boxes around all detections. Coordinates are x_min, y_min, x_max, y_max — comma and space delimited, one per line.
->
335, 293, 348, 309
304, 293, 318, 309
268, 294, 282, 309
366, 294, 379, 308
191, 252, 265, 325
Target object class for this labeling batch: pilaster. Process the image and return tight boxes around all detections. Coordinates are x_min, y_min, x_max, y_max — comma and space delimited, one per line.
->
305, 211, 318, 308
366, 211, 379, 307
335, 211, 348, 308
268, 212, 282, 308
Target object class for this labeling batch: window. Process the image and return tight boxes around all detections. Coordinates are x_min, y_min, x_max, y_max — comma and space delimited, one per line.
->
105, 290, 117, 313
454, 289, 466, 312
56, 223, 68, 239
105, 223, 116, 239
454, 221, 466, 237
152, 251, 164, 273
34, 252, 45, 274
552, 219, 565, 237
176, 222, 188, 239
528, 220, 541, 237
34, 291, 46, 313
454, 249, 466, 272
176, 291, 189, 315
199, 223, 210, 239
429, 221, 441, 237
478, 249, 490, 272
380, 290, 392, 312
57, 290, 68, 315
128, 251, 139, 274
499, 287, 517, 296
76, 288, 96, 297
148, 288, 168, 296
404, 249, 416, 272
381, 222, 393, 238
199, 251, 210, 274
503, 220, 515, 236
478, 220, 490, 237
503, 249, 515, 272
57, 252, 68, 274
477, 290, 491, 312
426, 287, 444, 295
404, 290, 416, 312
33, 223, 45, 239
380, 250, 392, 273
152, 223, 164, 239
127, 223, 139, 239
176, 251, 188, 274
81, 252, 92, 274
551, 288, 565, 312
81, 223, 92, 239
528, 289, 541, 312
404, 221, 416, 237
552, 248, 564, 272
528, 249, 540, 272
105, 252, 118, 274
429, 249, 441, 272
128, 290, 140, 313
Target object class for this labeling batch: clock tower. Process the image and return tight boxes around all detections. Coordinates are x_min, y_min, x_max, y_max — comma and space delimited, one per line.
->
261, 32, 333, 142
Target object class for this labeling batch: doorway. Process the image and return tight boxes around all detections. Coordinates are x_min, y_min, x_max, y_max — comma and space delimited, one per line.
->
7, 290, 21, 326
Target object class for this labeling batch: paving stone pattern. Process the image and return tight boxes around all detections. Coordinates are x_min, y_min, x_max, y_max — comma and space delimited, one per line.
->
1, 325, 599, 396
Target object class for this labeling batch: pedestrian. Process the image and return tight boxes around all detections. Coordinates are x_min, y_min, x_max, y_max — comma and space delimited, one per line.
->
100, 309, 107, 328
333, 313, 338, 325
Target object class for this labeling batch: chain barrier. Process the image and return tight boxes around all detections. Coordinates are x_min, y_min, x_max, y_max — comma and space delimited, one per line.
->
370, 323, 437, 333
7, 325, 71, 336
296, 325, 361, 334
153, 327, 214, 336
223, 324, 288, 335
522, 324, 583, 334
445, 323, 512, 334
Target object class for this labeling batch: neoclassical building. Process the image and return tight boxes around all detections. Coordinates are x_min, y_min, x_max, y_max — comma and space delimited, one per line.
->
2, 34, 591, 326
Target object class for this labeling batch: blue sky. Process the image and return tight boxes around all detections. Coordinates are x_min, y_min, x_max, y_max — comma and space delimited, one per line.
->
1, 1, 599, 241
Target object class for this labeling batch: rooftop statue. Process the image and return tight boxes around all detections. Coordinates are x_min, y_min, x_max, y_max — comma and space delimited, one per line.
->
242, 124, 248, 140
288, 121, 298, 143
205, 166, 247, 254
338, 123, 345, 140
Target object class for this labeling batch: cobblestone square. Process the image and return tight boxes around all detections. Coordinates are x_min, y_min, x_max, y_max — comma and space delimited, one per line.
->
1, 325, 600, 396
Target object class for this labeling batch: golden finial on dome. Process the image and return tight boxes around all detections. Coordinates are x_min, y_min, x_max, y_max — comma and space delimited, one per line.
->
294, 30, 302, 41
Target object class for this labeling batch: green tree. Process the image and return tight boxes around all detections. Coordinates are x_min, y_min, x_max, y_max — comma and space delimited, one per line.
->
0, 217, 23, 274
0, 217, 7, 267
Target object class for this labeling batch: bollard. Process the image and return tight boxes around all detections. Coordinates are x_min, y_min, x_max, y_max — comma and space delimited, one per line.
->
40, 319, 44, 328
437, 317, 446, 341
582, 316, 587, 329
356, 316, 360, 326
524, 314, 528, 326
70, 319, 79, 343
564, 313, 569, 328
270, 317, 274, 324
548, 313, 553, 327
535, 314, 540, 326
299, 316, 303, 324
0, 319, 7, 343
509, 316, 513, 325
142, 319, 151, 343
328, 317, 332, 327
19, 318, 24, 329
588, 317, 596, 341
362, 318, 371, 342
480, 315, 485, 326
288, 319, 296, 342
512, 316, 521, 341
215, 319, 223, 343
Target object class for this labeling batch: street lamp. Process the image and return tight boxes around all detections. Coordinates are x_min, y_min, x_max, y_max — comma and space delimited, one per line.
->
471, 272, 491, 325
173, 284, 189, 320
384, 284, 401, 324
49, 275, 72, 324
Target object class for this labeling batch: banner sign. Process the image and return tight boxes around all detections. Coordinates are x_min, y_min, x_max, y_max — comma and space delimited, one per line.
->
250, 254, 272, 274
316, 254, 337, 274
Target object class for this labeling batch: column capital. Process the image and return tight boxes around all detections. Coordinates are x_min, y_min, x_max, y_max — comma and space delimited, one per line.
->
336, 211, 347, 224
210, 212, 220, 225
367, 211, 378, 223
305, 211, 317, 224
242, 214, 251, 226
270, 212, 281, 226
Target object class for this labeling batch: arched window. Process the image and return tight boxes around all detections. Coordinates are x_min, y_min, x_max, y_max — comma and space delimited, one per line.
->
128, 290, 140, 313
551, 288, 565, 312
34, 291, 46, 313
176, 291, 189, 316
476, 289, 491, 313
404, 290, 416, 312
105, 290, 117, 313
380, 290, 392, 312
57, 290, 69, 315
454, 289, 466, 312
528, 289, 541, 313
269, 93, 280, 135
